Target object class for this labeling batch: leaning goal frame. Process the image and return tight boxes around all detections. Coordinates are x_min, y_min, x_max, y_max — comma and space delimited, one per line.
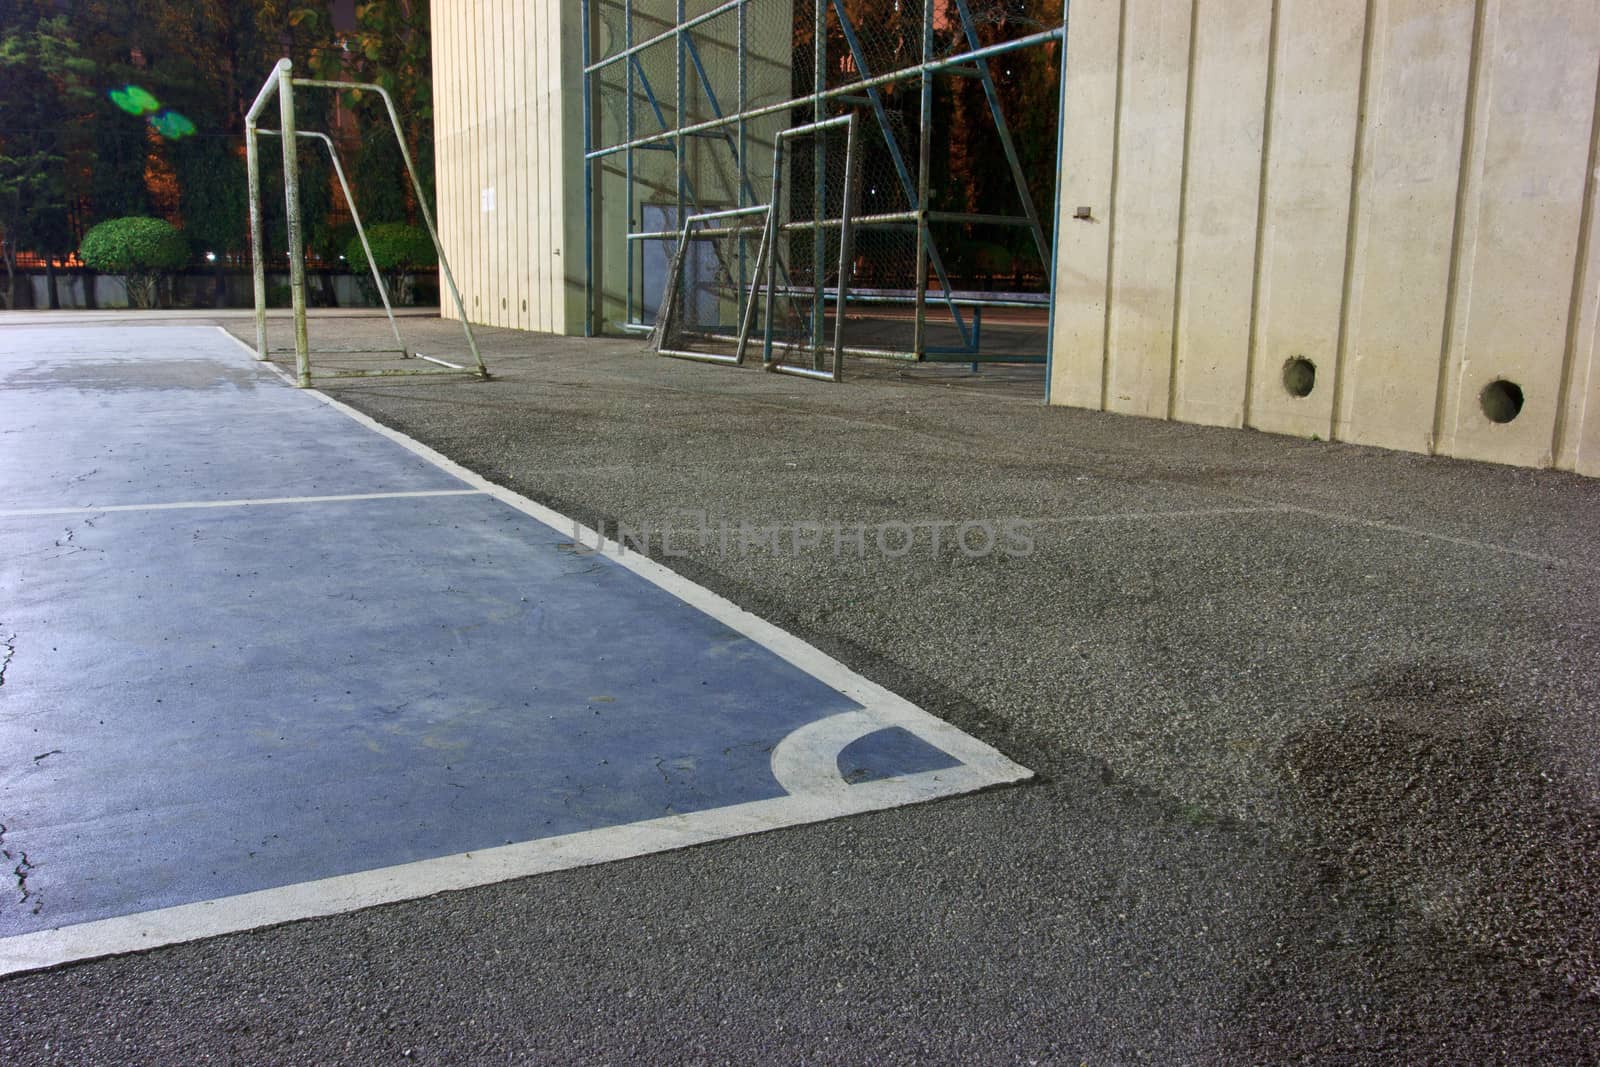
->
245, 58, 487, 386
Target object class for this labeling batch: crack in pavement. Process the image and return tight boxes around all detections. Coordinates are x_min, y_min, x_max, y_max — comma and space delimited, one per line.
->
0, 631, 13, 687
12, 850, 40, 914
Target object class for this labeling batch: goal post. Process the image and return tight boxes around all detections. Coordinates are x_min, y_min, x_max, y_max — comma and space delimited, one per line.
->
245, 58, 488, 386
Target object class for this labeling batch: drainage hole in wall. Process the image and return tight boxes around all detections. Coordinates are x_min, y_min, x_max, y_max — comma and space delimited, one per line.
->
1480, 379, 1524, 424
1282, 356, 1316, 398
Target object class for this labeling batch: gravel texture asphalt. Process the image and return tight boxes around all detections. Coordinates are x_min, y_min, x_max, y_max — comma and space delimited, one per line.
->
3, 312, 1599, 1064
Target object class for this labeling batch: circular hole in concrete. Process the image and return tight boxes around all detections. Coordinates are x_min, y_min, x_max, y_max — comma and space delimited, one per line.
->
1480, 379, 1524, 424
1282, 356, 1316, 398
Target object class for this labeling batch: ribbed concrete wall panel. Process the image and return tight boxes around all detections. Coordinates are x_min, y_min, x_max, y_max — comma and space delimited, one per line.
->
1103, 0, 1191, 420
1170, 0, 1270, 429
1245, 0, 1366, 441
1049, 0, 1600, 475
434, 0, 583, 334
1049, 0, 1123, 410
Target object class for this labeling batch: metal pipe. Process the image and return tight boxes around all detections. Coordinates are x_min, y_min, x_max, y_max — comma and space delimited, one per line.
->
736, 0, 748, 316
583, 0, 745, 73
583, 0, 595, 334
245, 119, 267, 360
245, 58, 287, 122
277, 62, 311, 387
928, 211, 1039, 227
827, 112, 860, 381
624, 0, 635, 330
414, 352, 466, 370
585, 28, 1065, 160
628, 222, 769, 241
811, 0, 827, 368
1044, 1, 1072, 402
269, 348, 408, 356
675, 0, 687, 334
912, 0, 934, 360
627, 204, 769, 241
761, 124, 786, 365
732, 204, 772, 363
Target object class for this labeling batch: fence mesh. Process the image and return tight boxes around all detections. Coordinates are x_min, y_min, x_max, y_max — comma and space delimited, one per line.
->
590, 0, 1062, 369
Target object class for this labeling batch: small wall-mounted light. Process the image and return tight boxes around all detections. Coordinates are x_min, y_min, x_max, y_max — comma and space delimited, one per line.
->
1073, 206, 1093, 221
205, 251, 217, 263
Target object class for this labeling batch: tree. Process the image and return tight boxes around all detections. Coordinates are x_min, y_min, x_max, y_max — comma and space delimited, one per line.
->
79, 215, 189, 307
291, 1, 434, 220
345, 221, 434, 306
0, 12, 94, 308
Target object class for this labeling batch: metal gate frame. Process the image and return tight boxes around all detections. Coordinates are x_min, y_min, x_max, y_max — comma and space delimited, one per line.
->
579, 0, 1066, 365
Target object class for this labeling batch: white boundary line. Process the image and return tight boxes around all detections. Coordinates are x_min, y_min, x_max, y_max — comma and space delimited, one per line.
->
0, 327, 1029, 978
0, 490, 484, 519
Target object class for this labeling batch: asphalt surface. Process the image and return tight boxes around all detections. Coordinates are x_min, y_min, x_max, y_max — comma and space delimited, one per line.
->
3, 310, 1599, 1063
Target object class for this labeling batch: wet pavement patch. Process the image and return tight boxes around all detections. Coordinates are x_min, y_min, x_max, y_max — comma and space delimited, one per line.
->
1280, 661, 1600, 1000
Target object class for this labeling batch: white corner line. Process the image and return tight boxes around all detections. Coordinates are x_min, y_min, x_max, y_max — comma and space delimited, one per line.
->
0, 490, 484, 519
0, 328, 1031, 979
0, 764, 1009, 979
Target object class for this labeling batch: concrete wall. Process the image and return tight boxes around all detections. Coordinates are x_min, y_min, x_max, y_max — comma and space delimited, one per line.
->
1049, 0, 1600, 476
432, 0, 586, 333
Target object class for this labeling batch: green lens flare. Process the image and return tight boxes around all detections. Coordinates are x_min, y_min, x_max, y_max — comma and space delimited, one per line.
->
149, 111, 197, 140
109, 84, 161, 116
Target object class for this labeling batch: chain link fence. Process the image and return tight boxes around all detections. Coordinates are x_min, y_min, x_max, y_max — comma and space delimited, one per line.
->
584, 0, 1063, 374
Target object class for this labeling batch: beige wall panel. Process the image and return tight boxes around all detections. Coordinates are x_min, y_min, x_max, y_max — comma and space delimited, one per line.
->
1245, 0, 1366, 439
457, 0, 473, 323
434, 2, 457, 322
530, 0, 548, 331
464, 0, 482, 323
486, 0, 500, 326
473, 0, 490, 325
497, 0, 514, 328
509, 2, 526, 330
1335, 0, 1475, 454
1047, 0, 1122, 408
1439, 1, 1600, 467
434, 0, 582, 334
1557, 120, 1600, 476
432, 4, 448, 318
1170, 0, 1269, 428
1103, 0, 1192, 419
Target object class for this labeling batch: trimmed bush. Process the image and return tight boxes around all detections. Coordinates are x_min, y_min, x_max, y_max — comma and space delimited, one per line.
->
79, 216, 188, 308
345, 223, 436, 306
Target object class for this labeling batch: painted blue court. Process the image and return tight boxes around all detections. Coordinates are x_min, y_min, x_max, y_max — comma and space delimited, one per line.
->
0, 325, 1025, 974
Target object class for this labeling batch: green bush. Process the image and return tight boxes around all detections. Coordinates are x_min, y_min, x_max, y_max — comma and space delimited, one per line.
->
79, 216, 189, 308
345, 223, 436, 306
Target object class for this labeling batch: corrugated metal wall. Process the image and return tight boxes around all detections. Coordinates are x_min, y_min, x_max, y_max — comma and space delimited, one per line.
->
433, 0, 583, 334
1049, 0, 1600, 475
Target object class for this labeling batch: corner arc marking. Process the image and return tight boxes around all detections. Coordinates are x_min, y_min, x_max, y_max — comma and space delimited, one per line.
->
769, 710, 885, 797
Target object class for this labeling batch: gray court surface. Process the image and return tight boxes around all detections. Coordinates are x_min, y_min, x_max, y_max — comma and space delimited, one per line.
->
2, 312, 1598, 1063
0, 325, 1024, 974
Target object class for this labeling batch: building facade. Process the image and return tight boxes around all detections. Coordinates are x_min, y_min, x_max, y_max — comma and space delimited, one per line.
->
433, 1, 1600, 475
